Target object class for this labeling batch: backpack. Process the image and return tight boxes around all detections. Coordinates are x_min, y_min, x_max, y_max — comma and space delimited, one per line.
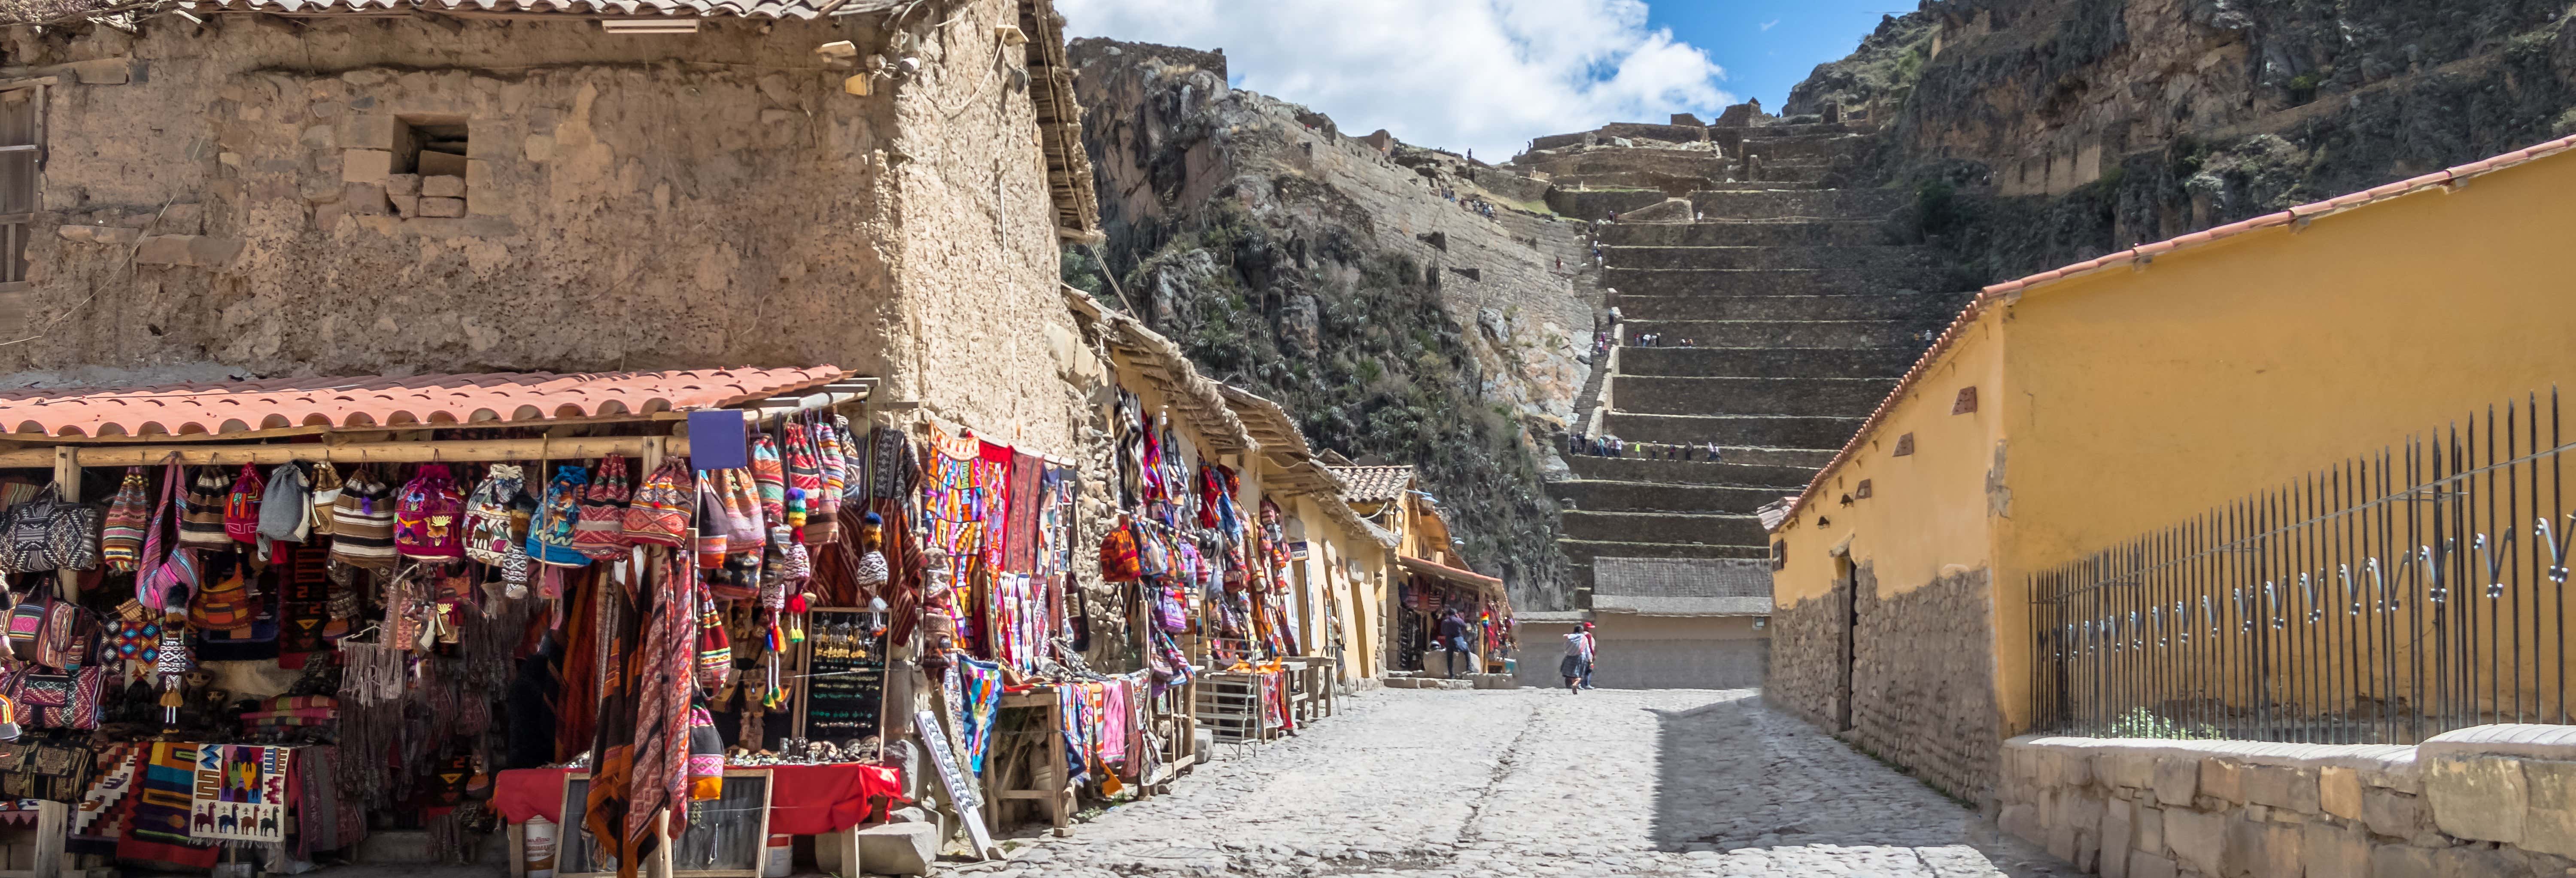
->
306, 463, 343, 537
462, 465, 527, 565
177, 466, 234, 550
570, 456, 632, 560
525, 466, 592, 568
257, 464, 311, 544
393, 464, 466, 561
693, 478, 730, 571
188, 559, 257, 632
719, 470, 764, 554
750, 436, 786, 523
222, 463, 264, 544
622, 461, 695, 549
99, 468, 152, 573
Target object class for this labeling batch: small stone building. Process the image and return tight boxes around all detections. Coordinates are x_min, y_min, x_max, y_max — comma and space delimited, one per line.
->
0, 0, 1099, 456
1512, 556, 1769, 690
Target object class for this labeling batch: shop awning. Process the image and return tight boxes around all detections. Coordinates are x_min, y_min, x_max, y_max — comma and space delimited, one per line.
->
1397, 554, 1504, 600
0, 366, 868, 466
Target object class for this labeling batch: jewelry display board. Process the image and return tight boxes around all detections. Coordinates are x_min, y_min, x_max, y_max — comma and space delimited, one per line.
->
794, 608, 887, 745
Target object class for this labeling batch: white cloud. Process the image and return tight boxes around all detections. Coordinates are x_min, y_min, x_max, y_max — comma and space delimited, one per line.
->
1760, 19, 1780, 31
1057, 0, 1734, 160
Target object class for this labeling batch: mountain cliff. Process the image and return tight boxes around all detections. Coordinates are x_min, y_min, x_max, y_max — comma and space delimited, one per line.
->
1066, 40, 1597, 608
1795, 0, 2576, 283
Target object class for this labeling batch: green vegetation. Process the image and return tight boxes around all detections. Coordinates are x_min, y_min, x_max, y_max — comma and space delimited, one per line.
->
2105, 708, 2224, 741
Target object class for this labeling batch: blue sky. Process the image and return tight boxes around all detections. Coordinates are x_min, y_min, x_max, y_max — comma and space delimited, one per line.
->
1059, 0, 1901, 159
1645, 1, 1916, 109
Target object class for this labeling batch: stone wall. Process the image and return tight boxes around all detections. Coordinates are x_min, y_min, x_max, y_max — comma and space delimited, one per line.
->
1846, 564, 2000, 804
1765, 564, 2001, 803
1998, 725, 2576, 878
0, 0, 1087, 459
1765, 576, 1846, 732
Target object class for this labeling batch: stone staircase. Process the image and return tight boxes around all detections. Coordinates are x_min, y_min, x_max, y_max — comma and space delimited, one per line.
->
1519, 123, 1965, 598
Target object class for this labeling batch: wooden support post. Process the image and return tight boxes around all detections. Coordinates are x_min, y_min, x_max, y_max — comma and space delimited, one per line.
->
50, 447, 74, 601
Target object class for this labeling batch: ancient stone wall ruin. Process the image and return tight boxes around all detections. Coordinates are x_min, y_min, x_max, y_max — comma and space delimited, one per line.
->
1767, 563, 2001, 804
0, 0, 1084, 456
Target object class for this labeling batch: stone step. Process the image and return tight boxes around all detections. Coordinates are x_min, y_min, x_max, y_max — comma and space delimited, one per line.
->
1516, 149, 1735, 177
1607, 244, 1934, 271
1613, 375, 1896, 417
1561, 452, 1824, 484
1549, 188, 1675, 220
1614, 345, 1920, 379
1603, 411, 1864, 447
1690, 188, 1910, 221
1549, 479, 1798, 514
1619, 319, 1921, 349
1600, 220, 1893, 247
1620, 293, 1950, 322
1559, 538, 1771, 564
1557, 510, 1769, 546
1604, 267, 1947, 297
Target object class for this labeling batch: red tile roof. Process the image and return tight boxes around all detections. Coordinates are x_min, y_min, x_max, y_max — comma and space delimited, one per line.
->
0, 366, 852, 438
1772, 133, 2576, 531
1327, 465, 1415, 504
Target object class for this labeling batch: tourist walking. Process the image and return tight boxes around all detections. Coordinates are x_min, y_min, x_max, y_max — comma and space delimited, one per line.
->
1560, 621, 1597, 693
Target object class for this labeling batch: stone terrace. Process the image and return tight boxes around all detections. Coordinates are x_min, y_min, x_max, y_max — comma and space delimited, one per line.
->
1509, 118, 1966, 598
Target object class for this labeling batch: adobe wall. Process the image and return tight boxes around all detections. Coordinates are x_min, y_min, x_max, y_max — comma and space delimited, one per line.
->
0, 0, 1087, 459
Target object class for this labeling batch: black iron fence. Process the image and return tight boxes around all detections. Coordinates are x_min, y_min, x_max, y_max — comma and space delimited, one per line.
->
2030, 391, 2574, 744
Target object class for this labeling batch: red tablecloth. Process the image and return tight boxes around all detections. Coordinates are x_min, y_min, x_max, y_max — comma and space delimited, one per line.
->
492, 763, 908, 836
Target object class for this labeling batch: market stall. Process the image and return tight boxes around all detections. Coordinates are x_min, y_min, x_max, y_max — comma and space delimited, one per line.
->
1394, 556, 1515, 676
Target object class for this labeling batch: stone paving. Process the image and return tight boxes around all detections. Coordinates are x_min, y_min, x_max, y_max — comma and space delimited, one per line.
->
962, 687, 2074, 877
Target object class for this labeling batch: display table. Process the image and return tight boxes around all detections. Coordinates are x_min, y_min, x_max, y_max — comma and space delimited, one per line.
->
493, 763, 906, 835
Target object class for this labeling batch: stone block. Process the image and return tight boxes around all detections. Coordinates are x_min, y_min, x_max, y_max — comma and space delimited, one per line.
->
2321, 766, 2363, 820
2060, 751, 2095, 788
131, 234, 243, 269
66, 58, 130, 85
2369, 844, 2436, 878
344, 182, 389, 216
383, 173, 421, 196
2362, 789, 2427, 839
2100, 799, 2135, 878
2137, 804, 2165, 855
2222, 815, 2302, 878
341, 148, 393, 183
389, 194, 418, 218
2202, 759, 2245, 803
342, 114, 401, 151
2303, 822, 2368, 878
2245, 766, 2320, 814
2156, 757, 2200, 806
417, 149, 468, 178
416, 197, 466, 219
2108, 752, 2156, 790
2423, 756, 2526, 844
2165, 809, 2225, 876
56, 224, 139, 245
465, 160, 509, 215
421, 174, 465, 197
2047, 824, 2078, 864
2127, 851, 2179, 878
2432, 845, 2512, 878
2522, 758, 2576, 859
2000, 803, 2042, 845
851, 822, 936, 876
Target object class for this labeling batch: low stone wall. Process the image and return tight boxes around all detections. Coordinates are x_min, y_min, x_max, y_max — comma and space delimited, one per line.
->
1998, 725, 2576, 878
1846, 565, 1999, 803
1765, 578, 1845, 731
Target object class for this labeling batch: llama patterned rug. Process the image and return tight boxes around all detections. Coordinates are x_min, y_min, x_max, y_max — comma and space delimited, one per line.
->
190, 745, 288, 843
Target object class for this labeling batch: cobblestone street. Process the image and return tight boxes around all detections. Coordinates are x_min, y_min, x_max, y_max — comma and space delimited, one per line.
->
975, 688, 2072, 877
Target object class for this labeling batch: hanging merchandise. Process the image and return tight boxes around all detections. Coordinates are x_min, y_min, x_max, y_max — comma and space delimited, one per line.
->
137, 461, 197, 614
394, 463, 468, 562
100, 468, 152, 572
622, 461, 695, 548
810, 418, 845, 544
0, 483, 101, 576
222, 462, 265, 544
463, 465, 529, 565
306, 462, 343, 537
693, 478, 731, 571
526, 465, 592, 568
176, 465, 233, 550
720, 469, 764, 553
329, 467, 400, 569
258, 463, 313, 546
571, 455, 632, 560
751, 435, 787, 524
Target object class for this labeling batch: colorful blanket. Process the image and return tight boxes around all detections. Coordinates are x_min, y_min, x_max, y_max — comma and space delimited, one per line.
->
118, 743, 217, 868
190, 744, 289, 843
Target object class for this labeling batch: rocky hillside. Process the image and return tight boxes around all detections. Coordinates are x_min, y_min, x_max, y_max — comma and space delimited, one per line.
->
1066, 40, 1597, 607
1795, 0, 2576, 283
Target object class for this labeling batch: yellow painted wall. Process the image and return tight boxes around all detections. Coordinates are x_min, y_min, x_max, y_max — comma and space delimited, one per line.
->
1778, 145, 2576, 738
1773, 314, 2009, 609
1996, 151, 2576, 729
